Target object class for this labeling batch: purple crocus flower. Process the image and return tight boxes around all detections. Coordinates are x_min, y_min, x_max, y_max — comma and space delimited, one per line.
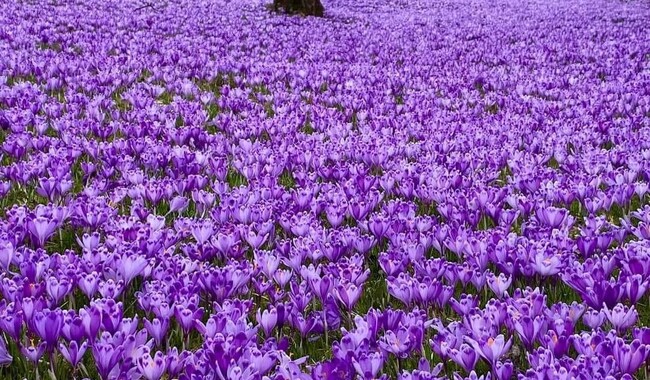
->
493, 361, 514, 380
312, 357, 354, 380
137, 349, 168, 380
191, 224, 214, 246
336, 282, 363, 311
0, 240, 14, 270
118, 255, 148, 285
92, 340, 123, 380
256, 307, 278, 337
59, 340, 88, 367
540, 330, 571, 358
379, 327, 414, 357
79, 306, 102, 341
308, 273, 335, 302
453, 370, 490, 380
97, 279, 125, 299
465, 334, 512, 366
98, 299, 124, 334
387, 276, 414, 305
274, 269, 293, 287
247, 348, 277, 376
166, 347, 190, 378
512, 315, 547, 350
449, 294, 478, 316
144, 318, 170, 347
603, 303, 638, 332
0, 310, 24, 341
613, 338, 648, 375
0, 337, 11, 366
168, 196, 189, 214
634, 327, 650, 345
450, 343, 479, 372
174, 304, 204, 334
194, 316, 222, 339
352, 351, 384, 380
291, 313, 320, 338
32, 308, 62, 348
20, 341, 46, 363
625, 274, 649, 303
583, 308, 606, 329
535, 207, 569, 228
223, 363, 258, 380
486, 273, 511, 298
78, 272, 100, 298
27, 216, 58, 248
46, 275, 72, 306
532, 253, 563, 276
122, 329, 150, 364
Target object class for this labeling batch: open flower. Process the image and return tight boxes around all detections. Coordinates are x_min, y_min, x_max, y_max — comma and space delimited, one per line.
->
465, 334, 513, 366
603, 303, 638, 332
136, 348, 167, 380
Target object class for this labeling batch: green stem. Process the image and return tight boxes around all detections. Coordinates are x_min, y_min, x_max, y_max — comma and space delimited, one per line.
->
68, 293, 75, 310
322, 309, 329, 348
50, 351, 57, 380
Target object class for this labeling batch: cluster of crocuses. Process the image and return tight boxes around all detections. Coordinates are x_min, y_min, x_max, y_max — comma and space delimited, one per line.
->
0, 0, 649, 378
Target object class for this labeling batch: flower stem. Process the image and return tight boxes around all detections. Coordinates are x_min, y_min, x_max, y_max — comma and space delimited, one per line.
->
322, 309, 329, 348
50, 351, 57, 379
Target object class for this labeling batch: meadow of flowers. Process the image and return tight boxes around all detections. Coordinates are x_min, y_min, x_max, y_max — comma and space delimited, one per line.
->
0, 0, 649, 378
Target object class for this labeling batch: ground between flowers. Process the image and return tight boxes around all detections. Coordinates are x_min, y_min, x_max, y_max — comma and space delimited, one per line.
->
0, 0, 650, 379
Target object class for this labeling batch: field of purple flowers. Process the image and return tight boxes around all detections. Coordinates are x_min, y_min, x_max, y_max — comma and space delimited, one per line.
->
1, 0, 650, 378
